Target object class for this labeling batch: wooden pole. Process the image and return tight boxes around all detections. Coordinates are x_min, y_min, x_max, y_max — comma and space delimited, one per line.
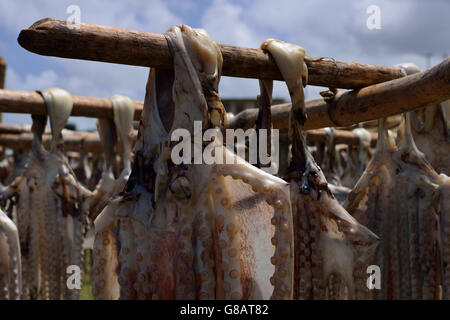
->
304, 129, 378, 148
0, 123, 36, 134
0, 132, 102, 153
1, 53, 449, 129
0, 57, 6, 124
0, 89, 143, 120
0, 57, 6, 90
18, 18, 405, 89
0, 125, 378, 152
228, 57, 450, 130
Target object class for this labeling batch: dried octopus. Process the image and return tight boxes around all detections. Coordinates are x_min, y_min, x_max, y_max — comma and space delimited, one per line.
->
0, 88, 92, 299
345, 113, 450, 299
395, 63, 450, 176
314, 127, 351, 204
341, 127, 372, 189
0, 209, 21, 300
257, 39, 379, 300
88, 94, 135, 219
93, 25, 294, 300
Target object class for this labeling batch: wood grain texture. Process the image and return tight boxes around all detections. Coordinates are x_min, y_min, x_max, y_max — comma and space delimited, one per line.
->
0, 124, 377, 151
18, 18, 405, 88
0, 89, 143, 120
1, 56, 449, 131
228, 57, 450, 131
0, 132, 102, 153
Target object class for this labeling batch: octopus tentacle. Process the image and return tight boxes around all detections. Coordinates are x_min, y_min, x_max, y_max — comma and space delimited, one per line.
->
0, 210, 22, 300
192, 190, 216, 300
212, 175, 243, 300
92, 220, 120, 300
117, 218, 138, 300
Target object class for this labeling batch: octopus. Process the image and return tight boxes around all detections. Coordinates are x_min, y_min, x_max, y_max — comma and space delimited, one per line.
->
93, 25, 294, 300
258, 38, 379, 300
0, 89, 135, 299
341, 127, 372, 189
395, 63, 450, 175
315, 127, 351, 204
345, 113, 450, 299
88, 94, 135, 219
69, 152, 92, 187
0, 209, 21, 300
0, 88, 92, 299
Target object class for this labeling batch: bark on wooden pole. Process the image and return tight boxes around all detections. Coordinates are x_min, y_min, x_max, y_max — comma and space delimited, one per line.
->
18, 18, 405, 88
0, 55, 448, 130
0, 57, 6, 90
0, 127, 378, 152
0, 57, 6, 124
0, 89, 143, 120
228, 57, 450, 130
0, 132, 103, 153
1, 53, 449, 129
304, 129, 378, 148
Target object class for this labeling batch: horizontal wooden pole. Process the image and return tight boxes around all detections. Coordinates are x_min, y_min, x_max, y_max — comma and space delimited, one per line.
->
0, 89, 143, 120
228, 57, 450, 130
1, 49, 447, 132
0, 132, 102, 153
304, 129, 378, 148
18, 18, 405, 88
0, 124, 377, 153
0, 123, 39, 134
336, 114, 401, 130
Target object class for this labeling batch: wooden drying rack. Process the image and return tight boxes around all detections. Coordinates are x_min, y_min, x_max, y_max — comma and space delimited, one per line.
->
0, 18, 447, 153
0, 123, 379, 153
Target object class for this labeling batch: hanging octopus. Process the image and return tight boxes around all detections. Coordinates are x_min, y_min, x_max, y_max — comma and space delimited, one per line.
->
395, 62, 450, 176
316, 127, 351, 204
345, 113, 450, 299
341, 127, 372, 189
93, 24, 294, 300
88, 94, 135, 219
0, 209, 21, 300
0, 88, 93, 299
258, 38, 379, 300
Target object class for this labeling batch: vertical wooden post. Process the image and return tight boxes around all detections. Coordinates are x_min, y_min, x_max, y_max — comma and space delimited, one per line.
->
0, 58, 6, 155
0, 58, 6, 124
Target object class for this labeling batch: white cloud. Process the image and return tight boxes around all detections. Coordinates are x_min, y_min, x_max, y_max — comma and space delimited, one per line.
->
1, 0, 449, 131
201, 0, 262, 47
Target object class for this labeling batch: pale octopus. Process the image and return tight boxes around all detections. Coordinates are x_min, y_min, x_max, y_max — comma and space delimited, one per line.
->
316, 127, 352, 204
258, 39, 379, 299
341, 127, 372, 189
0, 89, 135, 299
345, 113, 450, 299
0, 209, 21, 300
93, 25, 294, 300
395, 63, 450, 176
0, 88, 89, 299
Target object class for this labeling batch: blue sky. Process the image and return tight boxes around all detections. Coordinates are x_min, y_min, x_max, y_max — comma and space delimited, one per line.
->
0, 0, 449, 130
